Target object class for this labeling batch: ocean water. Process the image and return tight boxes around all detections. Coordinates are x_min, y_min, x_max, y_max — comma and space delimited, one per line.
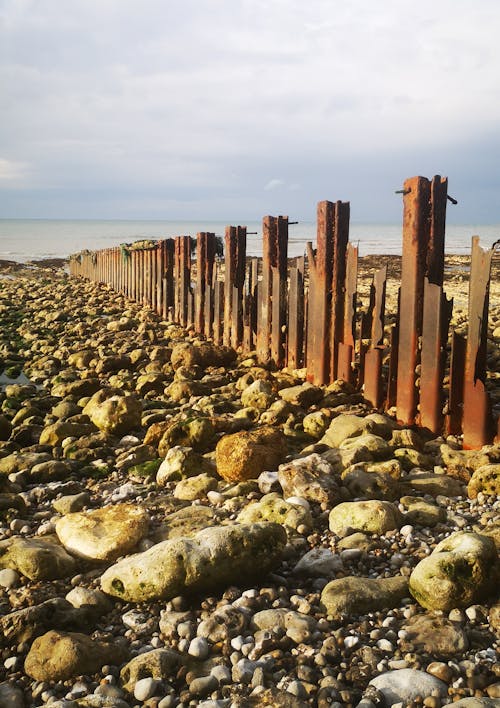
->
0, 219, 499, 263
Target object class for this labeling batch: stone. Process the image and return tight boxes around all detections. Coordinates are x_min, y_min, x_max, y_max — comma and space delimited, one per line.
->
369, 669, 447, 706
320, 575, 408, 617
399, 496, 447, 526
236, 493, 312, 532
409, 531, 498, 611
53, 492, 90, 514
55, 503, 149, 561
24, 630, 128, 681
339, 434, 392, 463
65, 587, 112, 614
156, 446, 211, 484
328, 500, 401, 536
0, 598, 94, 644
39, 420, 97, 447
400, 614, 468, 658
400, 472, 464, 497
251, 608, 317, 643
293, 547, 343, 577
0, 451, 52, 476
278, 382, 324, 407
173, 473, 218, 501
0, 536, 76, 580
158, 417, 216, 456
320, 414, 377, 448
120, 649, 182, 693
302, 410, 330, 438
101, 522, 286, 602
440, 444, 493, 482
215, 427, 287, 483
448, 701, 500, 707
153, 506, 216, 541
0, 414, 13, 441
0, 682, 24, 708
0, 567, 20, 588
170, 342, 236, 370
394, 448, 435, 471
467, 464, 500, 498
241, 380, 276, 410
85, 395, 142, 436
277, 453, 339, 505
29, 459, 73, 482
197, 604, 248, 642
341, 468, 400, 501
51, 378, 102, 399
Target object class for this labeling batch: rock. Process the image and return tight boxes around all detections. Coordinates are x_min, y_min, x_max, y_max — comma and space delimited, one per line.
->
170, 342, 236, 370
241, 380, 276, 409
236, 493, 312, 532
29, 459, 73, 482
53, 491, 90, 514
0, 567, 20, 588
251, 608, 317, 644
197, 604, 248, 642
468, 464, 500, 498
153, 506, 216, 541
215, 427, 287, 482
320, 575, 408, 617
0, 536, 76, 580
440, 444, 492, 482
65, 587, 112, 614
101, 522, 287, 602
409, 531, 498, 611
448, 700, 500, 707
156, 446, 212, 484
328, 500, 401, 536
51, 377, 102, 399
39, 420, 97, 447
173, 473, 217, 501
85, 395, 142, 436
120, 649, 182, 693
0, 414, 13, 441
24, 630, 128, 681
400, 614, 468, 658
0, 598, 94, 644
278, 383, 324, 407
400, 472, 464, 497
277, 453, 339, 505
341, 468, 400, 501
394, 448, 435, 471
320, 414, 373, 448
0, 451, 52, 476
293, 547, 343, 576
302, 410, 330, 438
0, 682, 24, 708
158, 417, 216, 456
369, 668, 447, 706
399, 496, 447, 526
55, 503, 149, 561
339, 434, 392, 463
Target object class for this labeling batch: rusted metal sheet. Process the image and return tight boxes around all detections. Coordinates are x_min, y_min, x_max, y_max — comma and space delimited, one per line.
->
370, 265, 387, 347
462, 237, 495, 448
446, 331, 466, 436
344, 243, 358, 349
256, 216, 277, 364
231, 227, 247, 350
213, 280, 224, 345
271, 216, 288, 367
337, 342, 353, 384
419, 278, 453, 434
287, 256, 305, 369
396, 176, 431, 425
427, 175, 447, 285
364, 347, 384, 408
330, 201, 350, 380
386, 322, 399, 409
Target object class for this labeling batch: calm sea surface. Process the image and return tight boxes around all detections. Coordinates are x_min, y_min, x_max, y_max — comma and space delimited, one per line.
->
1, 219, 499, 263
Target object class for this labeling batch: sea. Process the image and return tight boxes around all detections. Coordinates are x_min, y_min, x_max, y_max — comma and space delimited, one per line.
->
0, 219, 499, 263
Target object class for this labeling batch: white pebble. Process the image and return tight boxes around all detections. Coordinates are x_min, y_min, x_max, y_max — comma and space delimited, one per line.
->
134, 677, 158, 701
376, 639, 394, 652
400, 524, 413, 536
207, 491, 224, 505
0, 568, 20, 589
343, 635, 359, 649
188, 636, 209, 659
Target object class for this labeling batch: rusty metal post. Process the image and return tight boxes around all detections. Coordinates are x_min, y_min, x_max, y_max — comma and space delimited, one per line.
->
446, 331, 466, 436
213, 279, 224, 345
462, 237, 495, 448
330, 201, 350, 380
306, 201, 334, 384
396, 176, 431, 425
256, 217, 277, 364
223, 227, 236, 346
364, 347, 384, 408
195, 233, 207, 334
270, 216, 288, 367
231, 227, 247, 350
287, 256, 305, 369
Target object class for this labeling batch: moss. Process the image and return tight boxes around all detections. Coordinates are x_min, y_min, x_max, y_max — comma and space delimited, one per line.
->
111, 578, 125, 594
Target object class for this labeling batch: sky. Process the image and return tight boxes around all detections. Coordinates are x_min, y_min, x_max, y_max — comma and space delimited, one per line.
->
1, 0, 500, 222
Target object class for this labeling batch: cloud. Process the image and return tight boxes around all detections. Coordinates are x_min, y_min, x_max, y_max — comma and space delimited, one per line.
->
1, 0, 500, 219
0, 159, 30, 182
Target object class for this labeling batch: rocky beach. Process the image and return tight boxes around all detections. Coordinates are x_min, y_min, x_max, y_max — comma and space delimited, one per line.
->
0, 256, 498, 708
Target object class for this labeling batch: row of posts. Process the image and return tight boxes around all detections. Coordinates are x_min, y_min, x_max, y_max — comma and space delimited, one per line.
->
69, 175, 498, 450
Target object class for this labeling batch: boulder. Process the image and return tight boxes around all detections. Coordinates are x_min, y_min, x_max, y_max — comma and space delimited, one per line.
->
0, 451, 52, 476
156, 446, 212, 485
251, 608, 317, 644
409, 531, 498, 611
399, 496, 447, 526
55, 503, 149, 561
320, 575, 408, 617
400, 614, 468, 658
215, 427, 287, 482
400, 472, 464, 497
329, 500, 401, 537
0, 598, 95, 644
24, 630, 128, 681
120, 649, 182, 694
341, 468, 400, 501
236, 493, 312, 532
85, 395, 142, 436
158, 417, 216, 456
369, 668, 447, 706
320, 414, 375, 448
0, 536, 76, 580
152, 506, 216, 541
101, 522, 286, 602
39, 421, 97, 447
278, 383, 323, 407
277, 453, 339, 505
241, 380, 276, 410
467, 464, 500, 499
173, 473, 217, 501
293, 548, 343, 577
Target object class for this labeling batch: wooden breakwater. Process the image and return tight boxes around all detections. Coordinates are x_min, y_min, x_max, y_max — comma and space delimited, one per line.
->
69, 175, 499, 449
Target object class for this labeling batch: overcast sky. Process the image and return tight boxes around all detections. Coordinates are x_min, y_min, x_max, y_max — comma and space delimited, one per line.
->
1, 0, 499, 222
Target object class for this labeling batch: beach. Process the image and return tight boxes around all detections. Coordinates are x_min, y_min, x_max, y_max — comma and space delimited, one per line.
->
0, 257, 498, 707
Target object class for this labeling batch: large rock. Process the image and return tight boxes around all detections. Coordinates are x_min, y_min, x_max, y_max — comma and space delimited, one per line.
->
156, 446, 212, 485
277, 453, 339, 505
236, 493, 312, 532
409, 532, 498, 611
153, 506, 216, 542
39, 420, 96, 447
101, 523, 286, 602
0, 451, 52, 476
241, 380, 276, 410
120, 649, 182, 693
51, 378, 101, 399
0, 598, 95, 644
467, 464, 500, 499
24, 630, 128, 681
215, 427, 287, 482
320, 412, 394, 448
278, 382, 323, 407
369, 669, 448, 706
400, 472, 464, 497
251, 608, 317, 644
170, 342, 236, 370
55, 503, 149, 561
399, 614, 468, 658
320, 575, 408, 617
85, 395, 142, 436
158, 417, 216, 456
400, 496, 447, 526
0, 536, 76, 580
329, 500, 401, 537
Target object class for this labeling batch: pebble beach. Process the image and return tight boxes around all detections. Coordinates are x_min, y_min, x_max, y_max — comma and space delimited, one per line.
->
0, 256, 499, 708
